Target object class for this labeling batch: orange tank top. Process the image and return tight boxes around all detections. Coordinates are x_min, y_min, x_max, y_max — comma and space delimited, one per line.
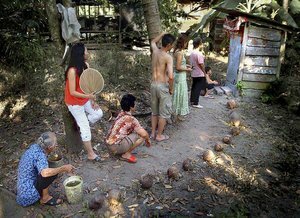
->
64, 67, 89, 106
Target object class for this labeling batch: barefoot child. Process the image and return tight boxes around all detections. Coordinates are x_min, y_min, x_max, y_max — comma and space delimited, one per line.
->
204, 66, 218, 98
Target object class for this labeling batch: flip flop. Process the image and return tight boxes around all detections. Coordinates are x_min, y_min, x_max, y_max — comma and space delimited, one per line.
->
41, 197, 63, 206
120, 154, 137, 163
88, 156, 101, 162
156, 135, 169, 142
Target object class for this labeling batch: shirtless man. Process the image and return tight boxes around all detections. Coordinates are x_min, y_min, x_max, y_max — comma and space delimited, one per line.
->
150, 32, 176, 142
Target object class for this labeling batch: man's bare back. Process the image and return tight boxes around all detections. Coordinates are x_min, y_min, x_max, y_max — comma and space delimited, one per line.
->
150, 33, 174, 86
151, 49, 172, 83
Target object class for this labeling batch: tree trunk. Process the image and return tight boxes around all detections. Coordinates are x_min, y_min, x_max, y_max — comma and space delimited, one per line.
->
141, 0, 162, 41
61, 104, 83, 154
59, 0, 83, 153
44, 0, 62, 47
45, 0, 82, 153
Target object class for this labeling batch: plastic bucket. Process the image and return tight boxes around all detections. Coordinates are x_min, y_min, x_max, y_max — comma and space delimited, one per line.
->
63, 176, 83, 204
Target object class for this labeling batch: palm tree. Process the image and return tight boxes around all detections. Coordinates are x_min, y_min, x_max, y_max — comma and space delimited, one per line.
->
141, 0, 162, 41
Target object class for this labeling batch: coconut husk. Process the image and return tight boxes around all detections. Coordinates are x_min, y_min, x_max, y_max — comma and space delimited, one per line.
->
227, 99, 237, 109
140, 174, 153, 189
108, 189, 121, 206
167, 166, 179, 179
203, 150, 215, 162
222, 135, 232, 144
229, 111, 241, 127
214, 144, 223, 152
89, 194, 105, 210
182, 158, 193, 171
231, 126, 240, 136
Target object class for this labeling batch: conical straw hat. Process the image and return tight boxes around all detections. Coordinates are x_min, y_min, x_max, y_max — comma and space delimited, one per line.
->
79, 68, 104, 94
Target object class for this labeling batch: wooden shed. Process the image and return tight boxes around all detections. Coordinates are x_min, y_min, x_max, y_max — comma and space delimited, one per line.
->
215, 8, 297, 97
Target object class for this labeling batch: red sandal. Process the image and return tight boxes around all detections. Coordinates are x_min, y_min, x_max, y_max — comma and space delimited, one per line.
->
120, 154, 137, 163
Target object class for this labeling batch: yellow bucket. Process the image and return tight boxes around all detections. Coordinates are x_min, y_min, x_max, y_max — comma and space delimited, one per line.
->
63, 176, 83, 204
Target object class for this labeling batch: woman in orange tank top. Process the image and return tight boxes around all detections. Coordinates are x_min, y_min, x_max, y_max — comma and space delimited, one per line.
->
64, 43, 103, 161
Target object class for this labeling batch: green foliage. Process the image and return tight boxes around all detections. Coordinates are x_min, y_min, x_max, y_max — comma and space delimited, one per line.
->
261, 93, 274, 103
237, 0, 264, 13
236, 81, 245, 96
158, 0, 183, 34
95, 46, 150, 90
284, 32, 300, 77
290, 0, 300, 14
261, 79, 284, 104
115, 0, 183, 35
0, 34, 45, 71
0, 0, 47, 72
218, 202, 249, 218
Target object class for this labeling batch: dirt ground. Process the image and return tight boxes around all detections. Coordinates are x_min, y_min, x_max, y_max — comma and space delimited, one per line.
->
0, 51, 299, 217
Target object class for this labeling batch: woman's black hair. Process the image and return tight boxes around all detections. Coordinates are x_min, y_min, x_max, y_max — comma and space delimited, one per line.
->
121, 94, 136, 112
65, 43, 87, 80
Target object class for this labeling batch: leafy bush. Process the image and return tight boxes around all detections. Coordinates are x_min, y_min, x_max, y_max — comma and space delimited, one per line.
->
0, 34, 45, 72
94, 46, 150, 90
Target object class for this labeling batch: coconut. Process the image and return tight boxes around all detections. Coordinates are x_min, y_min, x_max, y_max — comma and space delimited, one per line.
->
227, 100, 237, 109
229, 111, 241, 127
214, 143, 223, 152
108, 189, 121, 206
231, 126, 240, 136
89, 194, 105, 210
182, 158, 193, 171
202, 150, 215, 162
140, 174, 153, 189
222, 135, 232, 144
167, 166, 179, 179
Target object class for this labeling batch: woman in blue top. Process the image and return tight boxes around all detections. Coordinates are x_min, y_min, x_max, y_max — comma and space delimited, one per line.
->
172, 34, 193, 121
16, 132, 74, 206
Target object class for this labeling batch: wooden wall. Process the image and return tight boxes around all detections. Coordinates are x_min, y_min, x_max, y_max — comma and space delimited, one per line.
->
238, 24, 282, 95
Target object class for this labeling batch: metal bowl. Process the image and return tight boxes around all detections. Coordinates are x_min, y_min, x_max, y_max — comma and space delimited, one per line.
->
48, 154, 64, 168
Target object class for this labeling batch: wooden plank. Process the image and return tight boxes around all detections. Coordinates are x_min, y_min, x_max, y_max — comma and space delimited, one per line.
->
242, 81, 270, 90
247, 37, 281, 48
242, 73, 277, 82
248, 26, 281, 41
237, 24, 249, 83
244, 56, 279, 67
227, 34, 243, 85
243, 66, 277, 74
243, 89, 264, 98
246, 47, 280, 56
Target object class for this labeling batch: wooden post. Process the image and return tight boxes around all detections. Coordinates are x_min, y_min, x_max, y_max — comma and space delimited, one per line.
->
237, 22, 249, 83
277, 0, 289, 78
118, 4, 122, 45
